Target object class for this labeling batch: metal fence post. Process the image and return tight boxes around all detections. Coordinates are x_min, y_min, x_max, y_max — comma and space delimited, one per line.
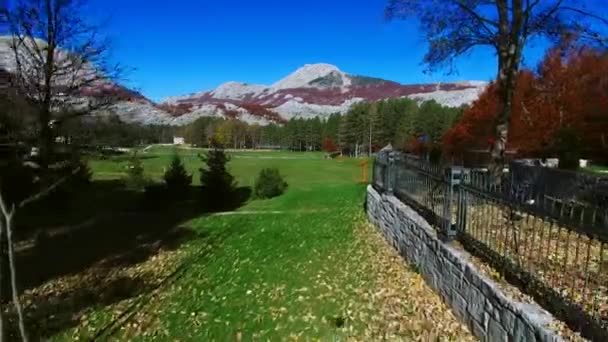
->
443, 167, 461, 240
457, 168, 468, 234
386, 151, 396, 195
454, 167, 469, 233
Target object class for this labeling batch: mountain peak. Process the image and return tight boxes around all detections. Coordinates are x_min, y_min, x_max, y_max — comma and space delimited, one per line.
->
272, 63, 347, 90
211, 81, 266, 100
300, 63, 341, 73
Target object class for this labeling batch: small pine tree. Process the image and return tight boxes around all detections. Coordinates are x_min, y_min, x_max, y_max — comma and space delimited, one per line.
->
126, 151, 146, 190
254, 168, 288, 199
164, 153, 192, 198
199, 145, 237, 211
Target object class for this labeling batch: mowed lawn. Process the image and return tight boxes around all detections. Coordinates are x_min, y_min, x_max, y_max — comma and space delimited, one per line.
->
50, 147, 472, 341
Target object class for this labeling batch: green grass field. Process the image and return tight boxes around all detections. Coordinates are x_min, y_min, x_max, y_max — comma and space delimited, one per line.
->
34, 147, 471, 341
89, 147, 362, 188
587, 164, 608, 175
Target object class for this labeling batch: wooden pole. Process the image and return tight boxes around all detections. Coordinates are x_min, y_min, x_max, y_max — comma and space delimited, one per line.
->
360, 159, 368, 183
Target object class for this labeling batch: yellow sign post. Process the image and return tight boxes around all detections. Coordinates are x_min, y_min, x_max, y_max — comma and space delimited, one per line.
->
358, 159, 368, 184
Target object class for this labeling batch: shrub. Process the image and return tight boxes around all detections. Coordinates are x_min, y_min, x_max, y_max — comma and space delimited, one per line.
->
199, 146, 238, 211
254, 168, 287, 199
125, 151, 147, 190
163, 153, 192, 199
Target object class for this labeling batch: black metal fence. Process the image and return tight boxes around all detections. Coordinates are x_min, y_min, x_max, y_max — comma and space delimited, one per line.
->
372, 150, 608, 340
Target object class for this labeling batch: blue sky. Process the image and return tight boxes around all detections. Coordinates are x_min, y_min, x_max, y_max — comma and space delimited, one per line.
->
87, 0, 550, 102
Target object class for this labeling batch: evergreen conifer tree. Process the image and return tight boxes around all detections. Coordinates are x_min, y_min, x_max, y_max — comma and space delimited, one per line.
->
164, 153, 192, 198
199, 144, 237, 211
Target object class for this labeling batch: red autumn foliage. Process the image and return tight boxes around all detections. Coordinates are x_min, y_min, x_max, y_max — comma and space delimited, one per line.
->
405, 136, 425, 155
443, 44, 608, 160
79, 84, 149, 102
157, 102, 195, 117
239, 103, 287, 124
322, 137, 338, 152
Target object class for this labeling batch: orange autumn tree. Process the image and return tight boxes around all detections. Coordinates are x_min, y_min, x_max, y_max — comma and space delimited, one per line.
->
322, 137, 338, 153
535, 45, 608, 159
442, 71, 536, 156
443, 44, 608, 161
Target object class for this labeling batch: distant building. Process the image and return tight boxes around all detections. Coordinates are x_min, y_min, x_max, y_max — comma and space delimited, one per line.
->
173, 136, 185, 145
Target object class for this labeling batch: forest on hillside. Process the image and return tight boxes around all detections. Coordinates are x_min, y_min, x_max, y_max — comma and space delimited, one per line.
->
53, 97, 463, 156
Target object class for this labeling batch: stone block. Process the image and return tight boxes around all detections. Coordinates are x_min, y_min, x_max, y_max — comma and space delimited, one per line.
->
499, 309, 517, 336
485, 298, 500, 321
469, 317, 487, 338
452, 289, 468, 320
487, 317, 509, 342
467, 299, 486, 326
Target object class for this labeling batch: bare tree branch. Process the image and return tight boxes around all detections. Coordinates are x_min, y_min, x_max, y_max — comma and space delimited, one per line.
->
0, 206, 4, 342
559, 6, 608, 26
5, 0, 124, 169
18, 166, 81, 209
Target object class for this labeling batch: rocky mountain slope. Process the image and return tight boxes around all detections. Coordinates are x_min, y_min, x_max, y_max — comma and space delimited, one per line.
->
1, 36, 487, 126
0, 36, 174, 125
159, 63, 487, 125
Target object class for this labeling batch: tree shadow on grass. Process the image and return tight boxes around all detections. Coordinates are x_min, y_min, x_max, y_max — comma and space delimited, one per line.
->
198, 186, 252, 214
3, 179, 250, 340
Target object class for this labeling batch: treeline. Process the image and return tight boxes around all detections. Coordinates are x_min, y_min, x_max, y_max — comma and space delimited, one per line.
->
172, 98, 462, 154
61, 115, 176, 148
338, 99, 462, 155
176, 115, 342, 151
57, 98, 463, 154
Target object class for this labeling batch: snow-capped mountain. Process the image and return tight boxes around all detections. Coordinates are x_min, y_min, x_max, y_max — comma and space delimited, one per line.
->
0, 35, 487, 126
157, 63, 487, 125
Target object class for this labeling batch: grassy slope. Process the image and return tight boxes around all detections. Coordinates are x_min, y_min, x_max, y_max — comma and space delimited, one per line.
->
53, 148, 471, 340
586, 164, 608, 175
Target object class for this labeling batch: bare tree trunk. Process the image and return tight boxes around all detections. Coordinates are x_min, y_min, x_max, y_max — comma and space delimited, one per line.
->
489, 0, 524, 186
489, 78, 512, 184
0, 215, 3, 342
39, 0, 56, 171
0, 195, 27, 342
5, 213, 26, 342
39, 109, 53, 171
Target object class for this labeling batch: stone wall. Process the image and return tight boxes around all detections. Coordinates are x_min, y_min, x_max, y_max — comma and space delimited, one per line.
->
366, 185, 564, 342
